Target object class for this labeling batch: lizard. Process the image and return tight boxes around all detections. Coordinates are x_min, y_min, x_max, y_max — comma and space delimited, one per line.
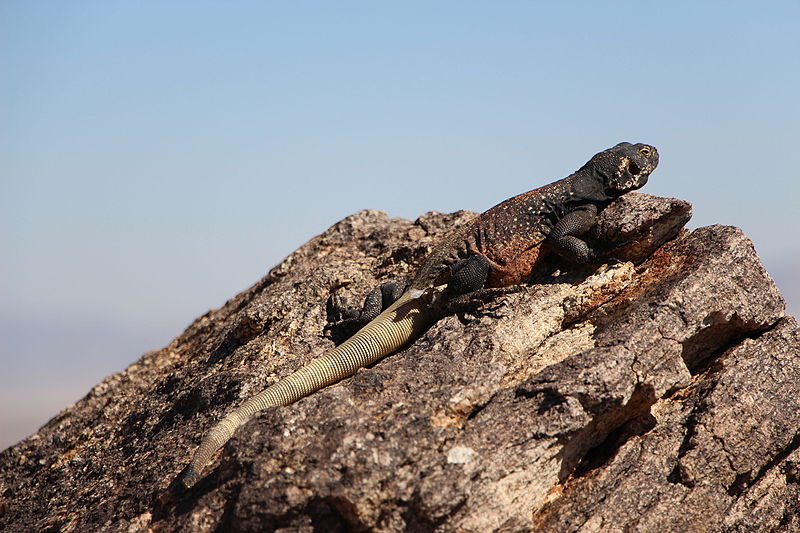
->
179, 141, 659, 488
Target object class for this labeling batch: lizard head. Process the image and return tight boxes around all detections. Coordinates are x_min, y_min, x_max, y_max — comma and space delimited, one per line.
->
596, 142, 659, 194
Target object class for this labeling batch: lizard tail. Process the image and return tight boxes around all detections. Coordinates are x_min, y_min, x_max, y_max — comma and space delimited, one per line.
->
181, 292, 430, 488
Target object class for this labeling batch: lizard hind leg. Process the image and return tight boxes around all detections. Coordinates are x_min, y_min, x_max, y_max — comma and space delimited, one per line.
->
440, 255, 524, 318
445, 254, 490, 297
362, 281, 408, 322
329, 280, 408, 330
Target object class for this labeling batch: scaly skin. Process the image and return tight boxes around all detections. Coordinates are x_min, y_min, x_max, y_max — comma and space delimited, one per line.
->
180, 141, 659, 488
409, 142, 659, 290
181, 292, 434, 488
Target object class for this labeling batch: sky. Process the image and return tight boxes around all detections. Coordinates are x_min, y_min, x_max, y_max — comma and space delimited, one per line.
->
1, 1, 798, 450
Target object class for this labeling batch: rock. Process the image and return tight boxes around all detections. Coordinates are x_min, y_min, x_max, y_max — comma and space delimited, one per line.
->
1, 193, 794, 533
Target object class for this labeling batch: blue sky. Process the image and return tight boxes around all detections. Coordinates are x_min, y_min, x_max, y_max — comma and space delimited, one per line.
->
2, 1, 798, 449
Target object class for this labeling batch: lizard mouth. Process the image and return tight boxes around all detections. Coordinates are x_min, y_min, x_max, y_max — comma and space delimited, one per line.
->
627, 160, 642, 177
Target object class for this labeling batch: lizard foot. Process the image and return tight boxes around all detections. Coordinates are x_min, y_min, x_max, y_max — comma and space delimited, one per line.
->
326, 291, 358, 321
437, 285, 523, 318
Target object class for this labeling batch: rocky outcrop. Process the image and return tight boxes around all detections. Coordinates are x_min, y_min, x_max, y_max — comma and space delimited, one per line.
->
1, 193, 796, 532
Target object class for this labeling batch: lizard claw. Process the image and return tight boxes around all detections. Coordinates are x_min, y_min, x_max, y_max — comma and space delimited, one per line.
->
436, 285, 522, 318
325, 293, 363, 333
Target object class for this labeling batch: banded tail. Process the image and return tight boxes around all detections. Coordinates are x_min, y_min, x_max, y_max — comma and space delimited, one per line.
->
181, 291, 432, 488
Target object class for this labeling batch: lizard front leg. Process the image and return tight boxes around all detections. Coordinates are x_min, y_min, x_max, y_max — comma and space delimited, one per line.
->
546, 204, 599, 263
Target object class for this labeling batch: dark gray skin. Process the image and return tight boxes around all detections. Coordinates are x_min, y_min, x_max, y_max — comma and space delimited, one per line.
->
182, 142, 658, 489
339, 142, 659, 325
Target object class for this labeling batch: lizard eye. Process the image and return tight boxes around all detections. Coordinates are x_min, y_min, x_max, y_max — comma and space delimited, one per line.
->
639, 146, 652, 156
